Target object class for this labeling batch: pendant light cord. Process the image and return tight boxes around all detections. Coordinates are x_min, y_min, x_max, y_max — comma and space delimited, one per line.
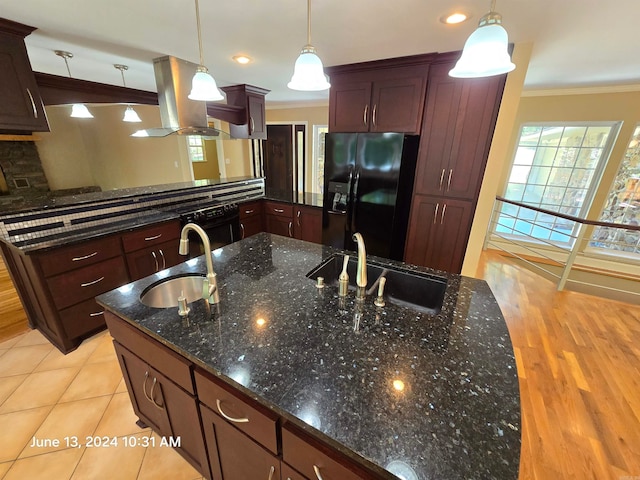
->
306, 0, 311, 45
194, 0, 205, 66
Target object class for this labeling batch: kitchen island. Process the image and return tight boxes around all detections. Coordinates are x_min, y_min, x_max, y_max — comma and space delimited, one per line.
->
96, 233, 521, 480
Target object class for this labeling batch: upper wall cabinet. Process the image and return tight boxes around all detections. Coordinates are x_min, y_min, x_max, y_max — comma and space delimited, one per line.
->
221, 85, 270, 140
0, 18, 49, 133
326, 55, 434, 134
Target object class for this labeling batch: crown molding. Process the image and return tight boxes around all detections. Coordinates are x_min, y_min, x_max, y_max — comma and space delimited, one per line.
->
522, 83, 640, 97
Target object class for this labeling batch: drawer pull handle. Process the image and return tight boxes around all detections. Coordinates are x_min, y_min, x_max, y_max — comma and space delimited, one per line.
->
372, 103, 377, 127
363, 104, 368, 126
288, 221, 293, 237
89, 311, 104, 317
439, 168, 445, 190
433, 203, 439, 224
142, 372, 153, 402
274, 208, 285, 213
240, 223, 245, 240
81, 276, 104, 287
72, 251, 98, 262
150, 377, 164, 410
151, 251, 159, 272
441, 203, 447, 224
447, 169, 453, 192
159, 249, 166, 270
26, 88, 38, 118
297, 209, 301, 227
216, 399, 249, 423
144, 233, 162, 241
313, 465, 324, 480
245, 209, 254, 214
268, 465, 275, 480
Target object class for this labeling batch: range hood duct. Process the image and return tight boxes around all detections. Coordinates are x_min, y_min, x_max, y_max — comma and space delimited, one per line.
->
133, 55, 231, 139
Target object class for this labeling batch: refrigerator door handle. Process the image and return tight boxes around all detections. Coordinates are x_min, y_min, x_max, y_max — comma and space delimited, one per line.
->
351, 168, 361, 232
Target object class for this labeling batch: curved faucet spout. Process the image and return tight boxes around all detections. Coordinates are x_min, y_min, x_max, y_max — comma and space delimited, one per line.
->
179, 223, 219, 304
352, 232, 367, 299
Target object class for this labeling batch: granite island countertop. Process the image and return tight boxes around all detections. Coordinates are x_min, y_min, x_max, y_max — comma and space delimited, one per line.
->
96, 233, 521, 480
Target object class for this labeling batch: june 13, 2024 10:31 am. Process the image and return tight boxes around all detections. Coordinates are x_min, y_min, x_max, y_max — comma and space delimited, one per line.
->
29, 435, 181, 449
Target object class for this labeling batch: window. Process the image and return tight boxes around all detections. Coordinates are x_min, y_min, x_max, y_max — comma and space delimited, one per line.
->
312, 125, 328, 194
590, 125, 640, 254
187, 136, 205, 162
495, 123, 619, 245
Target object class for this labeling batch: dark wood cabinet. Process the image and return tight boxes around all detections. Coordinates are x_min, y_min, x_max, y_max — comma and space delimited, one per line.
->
221, 84, 270, 139
404, 54, 506, 274
122, 221, 181, 281
200, 404, 280, 480
412, 61, 505, 201
0, 19, 49, 132
293, 205, 322, 243
239, 200, 264, 240
405, 196, 475, 274
111, 338, 209, 476
327, 57, 432, 134
264, 201, 294, 238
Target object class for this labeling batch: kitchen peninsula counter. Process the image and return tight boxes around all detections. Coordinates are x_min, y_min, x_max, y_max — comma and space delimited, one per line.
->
96, 233, 521, 479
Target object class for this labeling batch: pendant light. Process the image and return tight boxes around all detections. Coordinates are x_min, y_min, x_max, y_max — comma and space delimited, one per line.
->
114, 64, 142, 122
288, 0, 330, 91
55, 50, 94, 118
449, 0, 515, 78
188, 0, 224, 101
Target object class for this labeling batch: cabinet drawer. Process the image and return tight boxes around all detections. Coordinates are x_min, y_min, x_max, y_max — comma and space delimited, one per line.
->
282, 424, 368, 480
264, 201, 293, 218
48, 256, 129, 310
194, 368, 278, 454
59, 299, 106, 339
38, 236, 122, 277
105, 311, 194, 394
239, 200, 263, 219
121, 221, 180, 253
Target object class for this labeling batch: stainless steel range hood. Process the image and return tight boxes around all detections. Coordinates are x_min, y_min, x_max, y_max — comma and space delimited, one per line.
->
132, 55, 231, 139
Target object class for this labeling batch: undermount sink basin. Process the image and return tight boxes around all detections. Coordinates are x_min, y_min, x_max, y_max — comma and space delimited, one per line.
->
140, 274, 206, 308
306, 254, 447, 314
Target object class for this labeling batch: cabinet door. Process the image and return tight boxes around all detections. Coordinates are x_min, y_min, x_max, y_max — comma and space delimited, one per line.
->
329, 81, 372, 133
413, 62, 505, 200
114, 342, 171, 436
201, 404, 280, 480
0, 33, 49, 132
240, 215, 263, 240
404, 196, 474, 274
248, 93, 267, 139
126, 240, 182, 281
370, 75, 426, 134
265, 215, 293, 238
293, 206, 322, 243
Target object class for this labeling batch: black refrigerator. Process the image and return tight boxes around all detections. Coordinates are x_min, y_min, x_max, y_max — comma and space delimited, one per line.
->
322, 133, 419, 261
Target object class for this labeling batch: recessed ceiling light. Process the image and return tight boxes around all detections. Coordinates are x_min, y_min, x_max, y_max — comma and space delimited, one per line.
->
232, 55, 252, 65
440, 12, 469, 24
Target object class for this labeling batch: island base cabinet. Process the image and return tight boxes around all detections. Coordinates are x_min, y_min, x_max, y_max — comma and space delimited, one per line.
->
282, 423, 371, 480
112, 340, 210, 478
200, 404, 280, 480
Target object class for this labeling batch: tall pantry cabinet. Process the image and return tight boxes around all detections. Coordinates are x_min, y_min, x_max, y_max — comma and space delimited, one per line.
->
404, 54, 506, 273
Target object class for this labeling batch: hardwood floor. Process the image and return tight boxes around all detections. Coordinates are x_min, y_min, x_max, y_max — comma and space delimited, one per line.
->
0, 254, 29, 340
1, 249, 639, 479
479, 250, 640, 480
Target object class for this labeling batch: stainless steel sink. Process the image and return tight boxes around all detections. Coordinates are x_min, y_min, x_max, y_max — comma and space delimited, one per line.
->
306, 254, 447, 314
140, 274, 206, 308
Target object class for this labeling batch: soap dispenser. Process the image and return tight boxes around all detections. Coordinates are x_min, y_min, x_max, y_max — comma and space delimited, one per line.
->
338, 255, 349, 297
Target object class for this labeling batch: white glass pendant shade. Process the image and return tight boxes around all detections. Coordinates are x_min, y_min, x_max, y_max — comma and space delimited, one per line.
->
449, 19, 515, 78
123, 106, 142, 122
70, 104, 94, 118
189, 66, 224, 101
288, 46, 331, 91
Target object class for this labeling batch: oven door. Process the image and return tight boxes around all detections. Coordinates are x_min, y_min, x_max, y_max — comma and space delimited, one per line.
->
186, 215, 241, 257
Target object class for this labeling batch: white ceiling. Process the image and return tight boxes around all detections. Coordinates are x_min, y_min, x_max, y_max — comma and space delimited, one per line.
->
3, 0, 640, 105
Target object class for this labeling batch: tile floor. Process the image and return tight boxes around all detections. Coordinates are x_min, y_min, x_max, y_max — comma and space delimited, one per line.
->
0, 328, 205, 480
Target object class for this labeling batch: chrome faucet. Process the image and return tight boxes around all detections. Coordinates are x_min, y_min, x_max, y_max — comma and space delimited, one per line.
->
179, 223, 219, 304
352, 232, 367, 300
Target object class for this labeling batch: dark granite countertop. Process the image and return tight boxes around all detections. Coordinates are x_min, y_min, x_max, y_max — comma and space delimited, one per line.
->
263, 188, 323, 208
96, 233, 521, 480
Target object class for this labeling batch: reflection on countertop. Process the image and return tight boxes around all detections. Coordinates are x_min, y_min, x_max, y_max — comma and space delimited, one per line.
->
263, 187, 323, 208
97, 233, 521, 480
